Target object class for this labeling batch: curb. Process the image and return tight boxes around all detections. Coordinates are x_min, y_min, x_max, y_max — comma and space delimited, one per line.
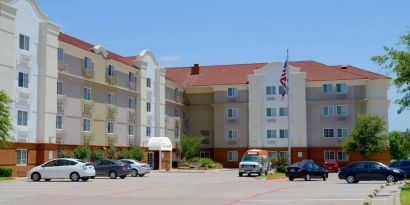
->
265, 176, 287, 181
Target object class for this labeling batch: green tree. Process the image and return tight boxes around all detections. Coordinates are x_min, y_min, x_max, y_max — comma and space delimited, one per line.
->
0, 90, 13, 147
129, 146, 145, 161
181, 134, 204, 160
91, 150, 106, 161
372, 31, 410, 114
73, 145, 90, 160
342, 114, 388, 159
388, 131, 410, 160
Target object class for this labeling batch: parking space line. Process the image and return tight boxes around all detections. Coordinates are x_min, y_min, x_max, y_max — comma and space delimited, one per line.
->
222, 187, 289, 205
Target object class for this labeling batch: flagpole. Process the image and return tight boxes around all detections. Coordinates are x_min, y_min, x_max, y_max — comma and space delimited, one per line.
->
286, 49, 291, 165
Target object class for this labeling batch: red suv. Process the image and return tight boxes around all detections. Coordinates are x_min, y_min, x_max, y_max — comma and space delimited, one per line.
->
323, 161, 339, 172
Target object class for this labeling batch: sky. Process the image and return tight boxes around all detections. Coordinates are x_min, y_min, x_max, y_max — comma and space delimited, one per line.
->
36, 0, 410, 131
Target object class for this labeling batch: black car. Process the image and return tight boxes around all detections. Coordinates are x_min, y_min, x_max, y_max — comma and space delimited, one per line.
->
389, 160, 410, 178
338, 161, 405, 183
285, 161, 328, 181
93, 159, 131, 179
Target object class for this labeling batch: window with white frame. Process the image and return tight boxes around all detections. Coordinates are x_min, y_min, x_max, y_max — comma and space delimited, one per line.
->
322, 84, 333, 93
174, 88, 179, 97
19, 34, 29, 51
175, 129, 179, 140
56, 115, 63, 130
58, 48, 64, 61
279, 151, 288, 159
84, 57, 92, 69
128, 124, 134, 136
83, 87, 92, 100
16, 149, 27, 165
279, 86, 287, 95
146, 78, 151, 88
337, 151, 349, 161
17, 110, 28, 126
146, 127, 151, 137
323, 128, 334, 138
324, 150, 336, 160
227, 108, 238, 118
279, 129, 288, 138
107, 121, 114, 134
107, 93, 114, 105
279, 107, 288, 116
18, 72, 29, 88
337, 128, 348, 138
266, 86, 276, 95
227, 88, 237, 97
336, 83, 347, 93
107, 65, 115, 76
323, 105, 334, 116
227, 151, 238, 161
336, 105, 348, 115
227, 129, 238, 139
266, 108, 276, 117
128, 98, 135, 109
267, 129, 277, 138
200, 151, 210, 158
57, 81, 63, 95
128, 72, 135, 82
146, 102, 151, 112
82, 118, 91, 132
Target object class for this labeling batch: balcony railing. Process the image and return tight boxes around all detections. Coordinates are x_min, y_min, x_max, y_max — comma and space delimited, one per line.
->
82, 68, 94, 79
106, 104, 117, 119
105, 73, 117, 85
58, 61, 69, 72
107, 134, 116, 145
82, 100, 93, 115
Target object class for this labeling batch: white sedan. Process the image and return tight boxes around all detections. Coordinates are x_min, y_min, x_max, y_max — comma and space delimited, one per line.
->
120, 159, 151, 177
27, 158, 95, 182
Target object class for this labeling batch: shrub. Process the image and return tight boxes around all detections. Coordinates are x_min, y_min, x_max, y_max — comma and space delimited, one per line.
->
0, 167, 12, 177
129, 146, 144, 161
58, 150, 74, 158
108, 145, 116, 159
91, 150, 106, 161
208, 162, 223, 169
195, 158, 224, 169
118, 149, 131, 159
277, 165, 287, 173
73, 145, 90, 160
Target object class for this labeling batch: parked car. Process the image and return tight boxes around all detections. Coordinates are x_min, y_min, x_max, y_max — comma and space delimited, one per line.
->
285, 161, 328, 181
338, 161, 406, 183
239, 149, 271, 177
120, 159, 151, 177
389, 160, 410, 178
27, 158, 95, 182
323, 160, 339, 172
93, 159, 131, 179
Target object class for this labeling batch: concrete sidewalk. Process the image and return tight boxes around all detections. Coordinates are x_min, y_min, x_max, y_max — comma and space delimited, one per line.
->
364, 181, 406, 205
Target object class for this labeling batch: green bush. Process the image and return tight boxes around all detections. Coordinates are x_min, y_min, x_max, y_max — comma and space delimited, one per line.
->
129, 146, 144, 161
58, 150, 74, 158
0, 167, 12, 177
208, 162, 223, 169
277, 165, 287, 173
193, 158, 224, 169
73, 145, 90, 160
108, 145, 116, 159
91, 150, 106, 161
118, 149, 132, 159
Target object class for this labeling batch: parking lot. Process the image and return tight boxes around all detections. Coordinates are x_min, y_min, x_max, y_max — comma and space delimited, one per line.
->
0, 170, 395, 205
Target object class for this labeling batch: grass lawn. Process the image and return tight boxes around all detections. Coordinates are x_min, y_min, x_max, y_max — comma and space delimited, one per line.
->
0, 177, 15, 181
401, 183, 410, 205
256, 172, 286, 179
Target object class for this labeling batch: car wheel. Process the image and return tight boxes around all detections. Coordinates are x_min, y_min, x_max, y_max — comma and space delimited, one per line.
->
120, 175, 126, 179
44, 179, 51, 182
109, 171, 117, 179
304, 174, 311, 181
239, 173, 243, 177
31, 172, 41, 182
90, 176, 95, 179
70, 172, 80, 182
131, 169, 138, 177
386, 175, 395, 183
138, 174, 145, 177
322, 174, 326, 181
81, 177, 89, 181
346, 175, 356, 184
289, 177, 294, 181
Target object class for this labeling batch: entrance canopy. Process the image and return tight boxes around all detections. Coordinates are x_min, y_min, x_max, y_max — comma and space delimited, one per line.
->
147, 137, 172, 151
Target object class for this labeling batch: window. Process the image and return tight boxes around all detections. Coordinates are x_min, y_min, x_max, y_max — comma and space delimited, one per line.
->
58, 48, 64, 61
174, 108, 179, 117
18, 72, 29, 88
337, 128, 348, 138
323, 128, 334, 138
107, 65, 115, 76
147, 78, 151, 88
324, 150, 335, 160
107, 93, 114, 105
227, 108, 238, 118
175, 129, 179, 140
336, 83, 347, 93
279, 107, 288, 116
128, 72, 135, 82
227, 88, 237, 97
147, 102, 151, 112
128, 98, 135, 109
279, 151, 288, 159
266, 86, 276, 95
200, 151, 210, 158
84, 57, 92, 69
268, 151, 278, 159
279, 86, 287, 95
322, 84, 333, 93
57, 81, 63, 95
16, 149, 27, 165
227, 129, 238, 139
174, 88, 179, 97
336, 105, 348, 115
19, 34, 29, 51
17, 110, 28, 126
56, 115, 63, 130
279, 129, 288, 138
266, 108, 276, 117
107, 121, 114, 134
146, 127, 151, 137
83, 87, 92, 100
82, 118, 91, 132
128, 124, 134, 136
367, 162, 384, 169
337, 151, 349, 161
267, 130, 277, 138
227, 151, 238, 161
323, 105, 333, 116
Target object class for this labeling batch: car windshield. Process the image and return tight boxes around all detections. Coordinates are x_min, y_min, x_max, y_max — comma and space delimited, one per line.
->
241, 155, 261, 162
290, 162, 306, 167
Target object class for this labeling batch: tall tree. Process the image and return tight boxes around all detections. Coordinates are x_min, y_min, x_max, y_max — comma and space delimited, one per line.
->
0, 90, 13, 147
342, 114, 388, 159
180, 134, 204, 160
372, 31, 410, 114
388, 131, 410, 160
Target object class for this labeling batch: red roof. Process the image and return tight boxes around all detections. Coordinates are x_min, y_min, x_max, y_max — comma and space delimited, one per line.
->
165, 61, 388, 87
58, 32, 138, 69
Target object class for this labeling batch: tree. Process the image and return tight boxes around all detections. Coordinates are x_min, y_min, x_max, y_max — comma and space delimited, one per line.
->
388, 131, 410, 160
180, 134, 204, 160
342, 114, 388, 159
129, 146, 145, 161
0, 90, 13, 147
91, 150, 106, 161
73, 145, 90, 160
372, 31, 410, 114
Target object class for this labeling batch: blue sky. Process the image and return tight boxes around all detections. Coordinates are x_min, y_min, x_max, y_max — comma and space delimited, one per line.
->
37, 0, 410, 131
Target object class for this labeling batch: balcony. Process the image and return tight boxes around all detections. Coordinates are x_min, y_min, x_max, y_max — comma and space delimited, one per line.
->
129, 81, 137, 90
82, 132, 93, 145
107, 134, 116, 145
57, 102, 64, 113
58, 61, 69, 72
128, 111, 136, 122
227, 138, 238, 145
82, 68, 94, 79
105, 73, 117, 85
106, 104, 117, 119
266, 118, 276, 123
82, 100, 94, 115
227, 97, 237, 103
227, 118, 238, 123
57, 94, 65, 103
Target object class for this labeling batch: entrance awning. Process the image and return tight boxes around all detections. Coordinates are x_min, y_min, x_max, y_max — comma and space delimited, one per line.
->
147, 137, 172, 151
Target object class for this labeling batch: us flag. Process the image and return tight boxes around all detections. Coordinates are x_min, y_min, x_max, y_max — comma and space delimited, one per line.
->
280, 50, 289, 98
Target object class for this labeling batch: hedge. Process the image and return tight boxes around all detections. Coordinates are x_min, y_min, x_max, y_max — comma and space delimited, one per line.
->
0, 167, 12, 177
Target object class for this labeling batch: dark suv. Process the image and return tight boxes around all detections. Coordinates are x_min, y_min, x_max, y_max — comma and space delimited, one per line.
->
338, 161, 405, 183
389, 160, 410, 178
93, 160, 131, 179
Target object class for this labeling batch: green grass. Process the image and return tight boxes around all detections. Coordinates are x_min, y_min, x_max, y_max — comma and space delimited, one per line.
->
0, 177, 15, 181
256, 172, 286, 179
401, 183, 410, 205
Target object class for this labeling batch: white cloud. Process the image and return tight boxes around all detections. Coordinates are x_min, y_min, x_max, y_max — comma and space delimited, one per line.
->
159, 55, 179, 62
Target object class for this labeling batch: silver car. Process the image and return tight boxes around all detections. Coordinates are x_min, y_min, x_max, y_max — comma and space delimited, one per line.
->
120, 159, 151, 177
